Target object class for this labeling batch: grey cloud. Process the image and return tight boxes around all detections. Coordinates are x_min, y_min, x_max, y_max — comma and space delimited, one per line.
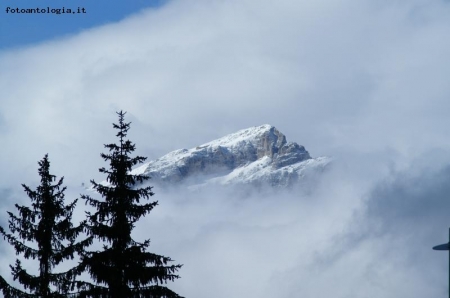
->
299, 157, 450, 298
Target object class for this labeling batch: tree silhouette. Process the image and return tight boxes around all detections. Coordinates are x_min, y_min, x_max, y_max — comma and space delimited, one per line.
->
0, 154, 92, 297
80, 111, 183, 298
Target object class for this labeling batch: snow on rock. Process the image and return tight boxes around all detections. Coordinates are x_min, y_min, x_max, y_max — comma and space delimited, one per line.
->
131, 125, 330, 189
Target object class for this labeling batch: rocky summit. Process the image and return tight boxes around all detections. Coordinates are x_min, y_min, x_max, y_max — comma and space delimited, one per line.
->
131, 124, 330, 189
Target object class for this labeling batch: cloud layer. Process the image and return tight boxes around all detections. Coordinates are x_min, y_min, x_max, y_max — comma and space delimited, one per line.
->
1, 0, 450, 297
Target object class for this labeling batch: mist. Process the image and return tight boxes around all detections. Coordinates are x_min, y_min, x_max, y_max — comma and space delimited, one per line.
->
2, 0, 450, 296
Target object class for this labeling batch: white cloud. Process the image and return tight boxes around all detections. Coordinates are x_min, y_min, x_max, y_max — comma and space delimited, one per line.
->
1, 0, 450, 297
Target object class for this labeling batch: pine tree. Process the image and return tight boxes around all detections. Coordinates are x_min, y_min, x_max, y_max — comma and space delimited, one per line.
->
80, 111, 183, 298
0, 154, 92, 298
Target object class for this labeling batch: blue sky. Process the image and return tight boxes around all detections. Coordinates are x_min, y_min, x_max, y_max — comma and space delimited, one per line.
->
0, 0, 168, 49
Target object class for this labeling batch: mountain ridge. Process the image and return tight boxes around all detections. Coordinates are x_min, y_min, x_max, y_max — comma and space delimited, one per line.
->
131, 124, 330, 190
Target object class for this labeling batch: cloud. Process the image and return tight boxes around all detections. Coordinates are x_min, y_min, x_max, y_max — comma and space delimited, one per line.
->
128, 153, 450, 298
2, 0, 450, 160
1, 0, 450, 297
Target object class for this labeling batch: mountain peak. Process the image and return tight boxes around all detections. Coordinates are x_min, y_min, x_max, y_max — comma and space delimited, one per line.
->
199, 124, 276, 147
133, 125, 329, 189
197, 124, 288, 159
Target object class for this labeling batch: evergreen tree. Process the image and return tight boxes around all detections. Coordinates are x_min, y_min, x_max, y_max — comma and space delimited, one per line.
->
80, 111, 183, 298
0, 154, 92, 298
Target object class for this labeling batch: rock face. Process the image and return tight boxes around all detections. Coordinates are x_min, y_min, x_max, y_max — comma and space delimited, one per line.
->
132, 124, 330, 189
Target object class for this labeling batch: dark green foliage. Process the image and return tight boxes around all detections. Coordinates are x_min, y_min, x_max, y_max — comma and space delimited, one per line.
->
0, 155, 92, 297
80, 111, 183, 298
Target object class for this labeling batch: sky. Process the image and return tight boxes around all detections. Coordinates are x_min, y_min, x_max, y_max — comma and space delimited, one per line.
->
1, 0, 450, 297
0, 0, 168, 49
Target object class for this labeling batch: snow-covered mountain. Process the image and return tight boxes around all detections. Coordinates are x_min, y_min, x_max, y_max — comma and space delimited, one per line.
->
131, 125, 330, 190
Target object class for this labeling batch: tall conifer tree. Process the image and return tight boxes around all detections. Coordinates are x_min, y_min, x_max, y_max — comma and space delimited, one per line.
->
80, 111, 183, 298
0, 154, 92, 297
